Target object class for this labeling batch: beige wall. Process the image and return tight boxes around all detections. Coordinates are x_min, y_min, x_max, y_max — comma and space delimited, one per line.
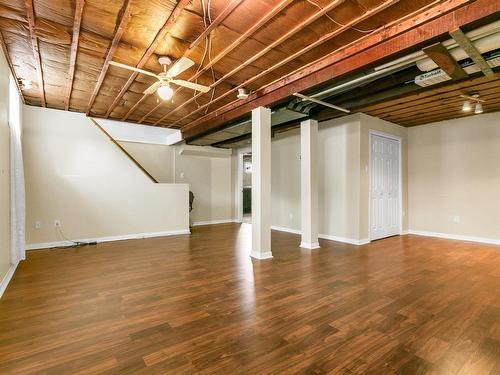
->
408, 112, 500, 240
0, 47, 11, 280
119, 141, 234, 224
173, 152, 232, 223
268, 113, 408, 242
23, 106, 189, 245
119, 141, 174, 183
271, 115, 363, 239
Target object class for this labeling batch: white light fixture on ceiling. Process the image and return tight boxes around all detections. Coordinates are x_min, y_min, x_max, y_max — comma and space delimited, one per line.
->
460, 94, 484, 114
237, 88, 249, 99
157, 84, 173, 100
462, 100, 472, 112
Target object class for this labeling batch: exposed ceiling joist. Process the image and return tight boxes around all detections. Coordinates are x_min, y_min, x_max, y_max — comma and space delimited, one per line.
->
122, 0, 244, 122
0, 31, 25, 104
189, 0, 243, 50
25, 0, 45, 107
86, 0, 133, 115
141, 0, 295, 125
422, 42, 468, 80
104, 0, 192, 119
181, 0, 499, 141
449, 27, 494, 76
169, 0, 400, 128
65, 0, 86, 111
155, 0, 348, 126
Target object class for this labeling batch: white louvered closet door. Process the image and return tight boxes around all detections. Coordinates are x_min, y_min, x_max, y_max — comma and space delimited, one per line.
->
370, 134, 400, 241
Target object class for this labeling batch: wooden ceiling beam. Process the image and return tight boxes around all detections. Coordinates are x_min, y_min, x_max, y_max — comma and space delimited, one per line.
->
86, 0, 133, 115
449, 27, 494, 76
167, 0, 399, 128
0, 31, 25, 104
422, 42, 468, 80
181, 0, 498, 141
122, 0, 243, 122
24, 0, 45, 107
154, 0, 346, 126
104, 0, 191, 119
189, 0, 243, 50
64, 0, 85, 111
137, 0, 294, 124
362, 73, 499, 113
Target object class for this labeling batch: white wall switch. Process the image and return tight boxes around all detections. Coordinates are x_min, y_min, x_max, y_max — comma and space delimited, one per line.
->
453, 215, 460, 223
35, 221, 42, 229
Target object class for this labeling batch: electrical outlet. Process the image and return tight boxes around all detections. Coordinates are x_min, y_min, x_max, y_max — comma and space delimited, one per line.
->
35, 221, 42, 229
54, 219, 61, 227
180, 172, 184, 179
289, 213, 293, 221
453, 215, 460, 224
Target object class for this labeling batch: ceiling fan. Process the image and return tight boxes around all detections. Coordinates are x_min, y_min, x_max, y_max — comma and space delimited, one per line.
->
109, 56, 210, 100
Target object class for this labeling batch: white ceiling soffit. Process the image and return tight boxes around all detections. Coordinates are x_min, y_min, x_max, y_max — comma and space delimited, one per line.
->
178, 144, 232, 158
94, 118, 181, 146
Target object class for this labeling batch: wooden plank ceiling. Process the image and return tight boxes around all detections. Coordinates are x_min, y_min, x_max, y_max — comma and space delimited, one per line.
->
0, 0, 498, 140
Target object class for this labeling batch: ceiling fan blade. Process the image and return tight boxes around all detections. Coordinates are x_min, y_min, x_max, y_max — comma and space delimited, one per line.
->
170, 79, 210, 93
143, 81, 162, 95
109, 61, 158, 79
167, 57, 195, 78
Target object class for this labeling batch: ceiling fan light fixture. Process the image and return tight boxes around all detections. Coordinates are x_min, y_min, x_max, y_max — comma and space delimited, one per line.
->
462, 100, 472, 112
474, 102, 483, 114
157, 84, 173, 100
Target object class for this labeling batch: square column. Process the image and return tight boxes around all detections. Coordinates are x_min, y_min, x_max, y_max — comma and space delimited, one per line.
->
251, 107, 272, 259
300, 119, 320, 249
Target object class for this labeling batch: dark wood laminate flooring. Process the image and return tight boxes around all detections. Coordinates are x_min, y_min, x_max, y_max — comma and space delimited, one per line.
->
1, 223, 499, 374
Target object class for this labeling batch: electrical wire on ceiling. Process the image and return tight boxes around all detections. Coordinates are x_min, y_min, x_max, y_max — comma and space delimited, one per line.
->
205, 0, 217, 115
193, 0, 215, 108
305, 0, 377, 33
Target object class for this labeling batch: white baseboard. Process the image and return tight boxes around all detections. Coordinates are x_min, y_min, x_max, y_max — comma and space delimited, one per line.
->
271, 225, 301, 235
250, 251, 273, 260
0, 262, 18, 299
300, 241, 320, 249
406, 230, 500, 246
319, 234, 370, 246
25, 229, 191, 251
193, 219, 237, 226
270, 225, 369, 246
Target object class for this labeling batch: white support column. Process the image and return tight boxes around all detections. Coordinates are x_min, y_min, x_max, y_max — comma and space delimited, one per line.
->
251, 106, 272, 259
300, 119, 320, 249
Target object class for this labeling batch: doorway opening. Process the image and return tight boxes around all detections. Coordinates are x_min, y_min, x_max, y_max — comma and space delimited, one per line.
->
242, 153, 252, 223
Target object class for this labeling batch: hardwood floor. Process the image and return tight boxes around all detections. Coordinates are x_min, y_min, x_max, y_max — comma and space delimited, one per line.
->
1, 223, 499, 374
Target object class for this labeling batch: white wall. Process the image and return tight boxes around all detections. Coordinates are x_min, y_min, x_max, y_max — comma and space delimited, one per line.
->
408, 112, 500, 241
0, 46, 11, 282
23, 106, 189, 246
